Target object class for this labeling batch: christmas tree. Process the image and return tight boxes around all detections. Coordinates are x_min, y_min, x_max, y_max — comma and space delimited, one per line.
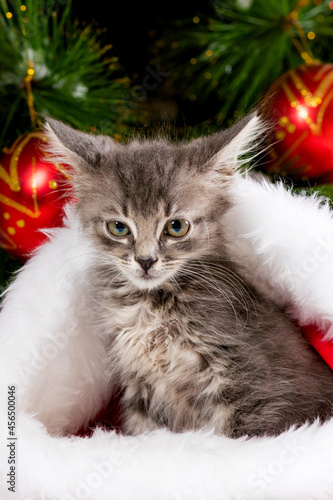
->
158, 0, 333, 122
0, 0, 134, 142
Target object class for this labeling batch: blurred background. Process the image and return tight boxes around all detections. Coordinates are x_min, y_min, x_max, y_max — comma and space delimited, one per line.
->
1, 0, 333, 289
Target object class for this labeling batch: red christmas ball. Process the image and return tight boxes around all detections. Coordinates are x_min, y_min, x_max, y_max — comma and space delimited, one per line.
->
0, 131, 73, 260
264, 63, 333, 184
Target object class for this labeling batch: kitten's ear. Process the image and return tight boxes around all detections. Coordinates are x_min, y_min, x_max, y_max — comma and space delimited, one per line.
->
43, 117, 118, 172
207, 113, 266, 177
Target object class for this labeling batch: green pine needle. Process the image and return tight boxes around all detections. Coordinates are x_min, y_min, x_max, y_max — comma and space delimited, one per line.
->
0, 0, 135, 146
159, 0, 333, 122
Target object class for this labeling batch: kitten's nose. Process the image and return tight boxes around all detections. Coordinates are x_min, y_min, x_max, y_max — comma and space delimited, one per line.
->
135, 257, 157, 273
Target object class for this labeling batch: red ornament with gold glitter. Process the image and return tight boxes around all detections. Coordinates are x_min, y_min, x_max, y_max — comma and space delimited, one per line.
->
264, 63, 333, 184
0, 131, 72, 260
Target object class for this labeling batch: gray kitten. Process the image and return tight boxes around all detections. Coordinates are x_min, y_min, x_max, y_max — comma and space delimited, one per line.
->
45, 115, 333, 438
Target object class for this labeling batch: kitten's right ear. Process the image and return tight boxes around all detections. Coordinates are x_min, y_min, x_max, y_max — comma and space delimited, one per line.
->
43, 117, 118, 172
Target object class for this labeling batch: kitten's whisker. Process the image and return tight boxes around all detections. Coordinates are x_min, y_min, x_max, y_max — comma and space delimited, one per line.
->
181, 263, 254, 332
178, 267, 242, 325
186, 260, 257, 316
183, 263, 249, 306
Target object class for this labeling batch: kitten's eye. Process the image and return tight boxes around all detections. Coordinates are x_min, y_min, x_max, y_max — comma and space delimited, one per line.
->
107, 221, 131, 238
165, 219, 190, 238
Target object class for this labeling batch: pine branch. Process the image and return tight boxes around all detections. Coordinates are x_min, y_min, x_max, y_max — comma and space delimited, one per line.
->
158, 0, 333, 122
0, 0, 135, 147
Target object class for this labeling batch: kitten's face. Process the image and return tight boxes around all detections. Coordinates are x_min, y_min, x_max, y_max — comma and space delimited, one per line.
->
98, 207, 204, 291
77, 143, 229, 291
44, 114, 262, 291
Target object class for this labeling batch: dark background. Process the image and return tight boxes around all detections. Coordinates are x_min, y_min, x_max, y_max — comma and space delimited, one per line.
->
72, 1, 207, 76
71, 1, 216, 128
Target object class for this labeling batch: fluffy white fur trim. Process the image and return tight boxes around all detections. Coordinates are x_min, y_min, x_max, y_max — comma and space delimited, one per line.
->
225, 175, 333, 337
1, 414, 333, 500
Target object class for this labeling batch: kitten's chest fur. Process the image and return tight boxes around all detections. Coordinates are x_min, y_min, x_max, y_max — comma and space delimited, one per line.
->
112, 289, 198, 379
97, 280, 236, 434
93, 269, 333, 438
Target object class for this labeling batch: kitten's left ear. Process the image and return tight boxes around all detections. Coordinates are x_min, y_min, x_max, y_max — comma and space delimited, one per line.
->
43, 117, 119, 172
208, 113, 266, 176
